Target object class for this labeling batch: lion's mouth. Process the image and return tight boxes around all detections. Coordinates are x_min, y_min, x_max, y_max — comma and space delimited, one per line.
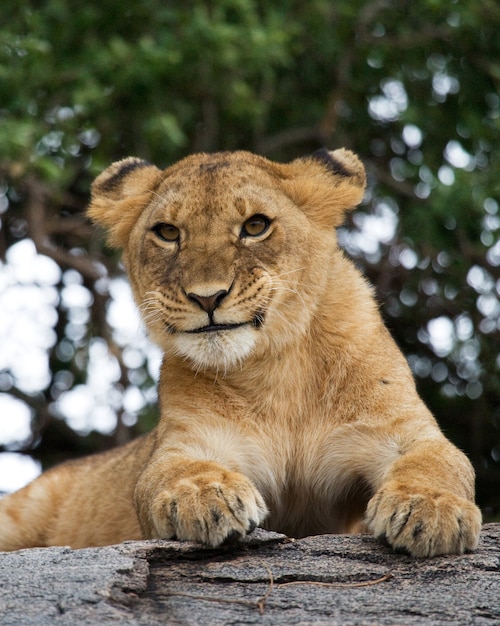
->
185, 314, 265, 334
186, 323, 248, 334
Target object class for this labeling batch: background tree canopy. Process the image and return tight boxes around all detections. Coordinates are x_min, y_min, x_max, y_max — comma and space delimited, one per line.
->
0, 0, 499, 517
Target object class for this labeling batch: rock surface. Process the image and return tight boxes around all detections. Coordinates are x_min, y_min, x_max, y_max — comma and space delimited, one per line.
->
0, 524, 498, 625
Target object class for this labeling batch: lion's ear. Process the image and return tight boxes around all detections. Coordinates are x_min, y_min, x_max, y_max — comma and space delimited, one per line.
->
283, 148, 366, 228
87, 158, 162, 249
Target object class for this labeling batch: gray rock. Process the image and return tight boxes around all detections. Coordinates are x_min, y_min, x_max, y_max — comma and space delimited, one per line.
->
0, 525, 498, 625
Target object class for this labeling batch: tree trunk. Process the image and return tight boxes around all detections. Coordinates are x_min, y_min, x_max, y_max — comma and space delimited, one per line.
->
1, 525, 498, 625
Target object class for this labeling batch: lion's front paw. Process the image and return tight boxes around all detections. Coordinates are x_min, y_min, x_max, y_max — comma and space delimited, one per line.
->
366, 481, 482, 557
150, 469, 268, 547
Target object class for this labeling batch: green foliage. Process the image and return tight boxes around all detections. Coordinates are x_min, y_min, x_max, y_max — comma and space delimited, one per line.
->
0, 0, 499, 514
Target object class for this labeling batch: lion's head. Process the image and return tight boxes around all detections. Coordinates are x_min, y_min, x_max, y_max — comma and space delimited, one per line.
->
88, 149, 365, 372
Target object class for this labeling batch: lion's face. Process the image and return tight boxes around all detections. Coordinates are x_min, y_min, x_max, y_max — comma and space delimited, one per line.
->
88, 150, 366, 372
126, 160, 322, 371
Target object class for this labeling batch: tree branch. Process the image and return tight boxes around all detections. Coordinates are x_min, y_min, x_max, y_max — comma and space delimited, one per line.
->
23, 177, 102, 281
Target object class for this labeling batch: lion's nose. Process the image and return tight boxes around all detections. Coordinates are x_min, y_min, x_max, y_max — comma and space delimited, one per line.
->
187, 290, 228, 315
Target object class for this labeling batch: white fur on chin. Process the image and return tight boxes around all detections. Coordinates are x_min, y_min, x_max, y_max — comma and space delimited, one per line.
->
173, 326, 257, 372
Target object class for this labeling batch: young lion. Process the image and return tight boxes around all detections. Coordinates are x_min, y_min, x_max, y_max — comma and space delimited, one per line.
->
0, 149, 481, 557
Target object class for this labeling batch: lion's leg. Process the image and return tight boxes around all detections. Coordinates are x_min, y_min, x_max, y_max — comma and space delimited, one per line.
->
365, 435, 482, 557
318, 419, 481, 557
0, 434, 153, 551
0, 470, 68, 551
134, 447, 268, 547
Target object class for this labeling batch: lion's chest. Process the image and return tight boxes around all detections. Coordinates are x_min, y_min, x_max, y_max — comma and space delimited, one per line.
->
241, 420, 370, 537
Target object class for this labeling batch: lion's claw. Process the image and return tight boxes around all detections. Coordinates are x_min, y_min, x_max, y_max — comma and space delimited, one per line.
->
150, 470, 268, 547
366, 481, 482, 557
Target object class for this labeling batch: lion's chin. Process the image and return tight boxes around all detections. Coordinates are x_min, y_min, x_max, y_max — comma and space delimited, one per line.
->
173, 325, 258, 372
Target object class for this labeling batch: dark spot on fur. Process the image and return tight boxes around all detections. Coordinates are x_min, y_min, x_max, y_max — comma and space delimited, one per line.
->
211, 508, 222, 525
235, 496, 245, 512
169, 499, 178, 524
252, 311, 266, 328
225, 495, 246, 519
247, 519, 257, 533
394, 545, 412, 556
393, 507, 413, 539
99, 159, 151, 193
198, 160, 231, 174
222, 529, 243, 545
311, 148, 353, 178
412, 521, 424, 538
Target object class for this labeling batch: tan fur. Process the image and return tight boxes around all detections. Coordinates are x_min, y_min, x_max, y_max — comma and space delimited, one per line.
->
0, 149, 481, 556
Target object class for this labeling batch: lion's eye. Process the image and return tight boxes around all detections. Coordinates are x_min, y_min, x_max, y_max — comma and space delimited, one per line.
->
152, 223, 180, 243
241, 214, 271, 238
